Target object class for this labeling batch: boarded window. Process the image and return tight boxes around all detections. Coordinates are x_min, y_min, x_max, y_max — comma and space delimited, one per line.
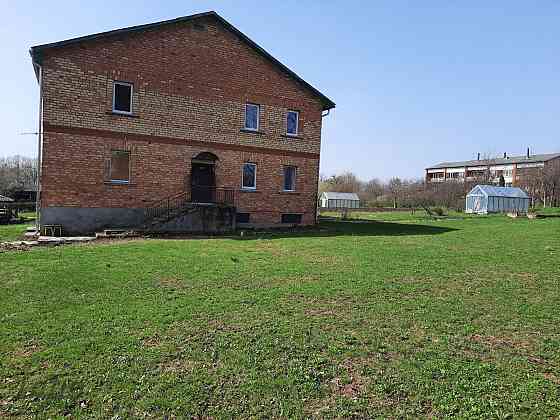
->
242, 163, 256, 189
245, 103, 259, 130
113, 82, 132, 114
287, 110, 299, 135
283, 166, 296, 191
281, 213, 302, 224
110, 151, 130, 182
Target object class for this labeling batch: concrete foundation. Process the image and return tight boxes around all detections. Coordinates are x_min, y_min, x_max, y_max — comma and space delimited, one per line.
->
150, 205, 236, 233
40, 205, 236, 235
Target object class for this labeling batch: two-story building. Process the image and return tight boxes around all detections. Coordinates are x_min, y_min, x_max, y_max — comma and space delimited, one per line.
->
426, 151, 560, 187
30, 11, 335, 234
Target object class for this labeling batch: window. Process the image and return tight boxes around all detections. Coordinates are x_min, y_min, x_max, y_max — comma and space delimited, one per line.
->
242, 163, 257, 190
244, 103, 259, 130
281, 213, 302, 224
236, 213, 250, 223
110, 150, 130, 183
283, 166, 297, 191
287, 110, 299, 136
112, 81, 133, 114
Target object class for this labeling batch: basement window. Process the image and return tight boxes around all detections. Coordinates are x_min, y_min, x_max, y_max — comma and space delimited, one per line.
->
236, 212, 250, 223
110, 150, 130, 183
283, 166, 297, 191
287, 110, 299, 136
112, 81, 133, 114
242, 163, 257, 190
281, 213, 302, 224
244, 103, 260, 131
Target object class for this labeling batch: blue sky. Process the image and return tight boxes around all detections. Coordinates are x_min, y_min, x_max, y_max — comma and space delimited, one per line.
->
2, 1, 559, 180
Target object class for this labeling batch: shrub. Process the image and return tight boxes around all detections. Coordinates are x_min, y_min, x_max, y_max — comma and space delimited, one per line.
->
432, 207, 446, 216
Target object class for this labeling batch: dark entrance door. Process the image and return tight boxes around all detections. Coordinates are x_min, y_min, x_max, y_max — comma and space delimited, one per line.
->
191, 162, 215, 202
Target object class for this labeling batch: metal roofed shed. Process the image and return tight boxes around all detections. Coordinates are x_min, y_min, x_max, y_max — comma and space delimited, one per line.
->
466, 185, 530, 214
320, 192, 361, 209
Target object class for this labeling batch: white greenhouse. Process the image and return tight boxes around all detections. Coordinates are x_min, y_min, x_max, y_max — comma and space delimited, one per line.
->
320, 192, 361, 209
465, 185, 530, 214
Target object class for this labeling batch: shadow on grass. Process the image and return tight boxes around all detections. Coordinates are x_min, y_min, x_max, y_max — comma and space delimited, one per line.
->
235, 219, 458, 240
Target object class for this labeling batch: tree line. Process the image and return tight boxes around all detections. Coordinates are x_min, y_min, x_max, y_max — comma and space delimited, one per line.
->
318, 172, 440, 209
0, 156, 37, 198
319, 166, 560, 209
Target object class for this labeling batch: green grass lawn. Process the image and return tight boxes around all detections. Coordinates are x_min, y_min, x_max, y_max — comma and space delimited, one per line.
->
1, 212, 559, 418
0, 223, 30, 242
0, 212, 36, 242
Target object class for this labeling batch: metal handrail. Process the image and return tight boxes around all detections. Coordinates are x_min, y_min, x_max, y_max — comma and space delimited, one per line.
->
143, 187, 235, 226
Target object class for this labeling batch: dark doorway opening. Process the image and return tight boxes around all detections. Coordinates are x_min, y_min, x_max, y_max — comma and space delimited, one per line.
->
191, 153, 218, 203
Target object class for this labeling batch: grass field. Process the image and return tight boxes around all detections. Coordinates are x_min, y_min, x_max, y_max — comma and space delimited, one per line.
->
0, 212, 36, 242
1, 211, 560, 418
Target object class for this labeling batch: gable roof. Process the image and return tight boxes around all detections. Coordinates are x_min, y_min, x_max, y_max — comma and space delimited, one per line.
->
321, 192, 360, 201
29, 11, 335, 110
427, 152, 560, 170
467, 185, 529, 199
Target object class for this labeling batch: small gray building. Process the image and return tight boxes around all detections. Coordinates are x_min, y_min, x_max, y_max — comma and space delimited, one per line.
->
465, 185, 530, 214
320, 192, 361, 209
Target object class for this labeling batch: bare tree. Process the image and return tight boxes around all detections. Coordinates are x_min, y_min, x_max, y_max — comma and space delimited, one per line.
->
0, 156, 38, 196
319, 172, 362, 194
387, 177, 403, 208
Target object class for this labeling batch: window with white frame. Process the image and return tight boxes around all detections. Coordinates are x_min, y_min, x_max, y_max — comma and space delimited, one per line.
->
244, 103, 259, 130
283, 166, 296, 191
287, 110, 299, 136
112, 81, 133, 114
242, 163, 257, 190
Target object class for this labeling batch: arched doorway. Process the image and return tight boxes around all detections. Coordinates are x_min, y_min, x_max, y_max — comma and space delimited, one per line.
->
191, 152, 218, 203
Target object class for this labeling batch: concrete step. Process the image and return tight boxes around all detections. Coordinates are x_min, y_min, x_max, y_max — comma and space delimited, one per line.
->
95, 229, 129, 238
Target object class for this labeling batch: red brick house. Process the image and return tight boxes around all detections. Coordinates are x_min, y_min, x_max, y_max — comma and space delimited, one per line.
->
30, 11, 335, 234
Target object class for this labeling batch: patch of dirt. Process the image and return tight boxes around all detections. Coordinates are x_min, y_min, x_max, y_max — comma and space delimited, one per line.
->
13, 343, 41, 358
159, 358, 198, 374
306, 355, 408, 417
243, 275, 322, 290
330, 358, 370, 400
0, 242, 33, 253
252, 241, 291, 257
304, 308, 337, 317
300, 295, 358, 322
300, 253, 346, 266
156, 276, 186, 289
394, 276, 425, 284
527, 355, 547, 365
142, 336, 163, 348
205, 319, 242, 333
543, 372, 560, 385
469, 334, 533, 351
0, 399, 14, 418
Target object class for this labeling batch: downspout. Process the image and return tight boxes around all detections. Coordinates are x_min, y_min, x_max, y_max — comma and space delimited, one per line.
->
315, 108, 332, 223
34, 63, 43, 230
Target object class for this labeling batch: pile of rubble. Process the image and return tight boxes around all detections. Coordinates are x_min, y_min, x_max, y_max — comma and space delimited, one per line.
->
0, 227, 97, 251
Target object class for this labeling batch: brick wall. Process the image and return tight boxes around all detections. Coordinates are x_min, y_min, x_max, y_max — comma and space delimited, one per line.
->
38, 15, 327, 226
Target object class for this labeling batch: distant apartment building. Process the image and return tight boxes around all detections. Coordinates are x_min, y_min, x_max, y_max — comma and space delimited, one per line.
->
425, 150, 560, 187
